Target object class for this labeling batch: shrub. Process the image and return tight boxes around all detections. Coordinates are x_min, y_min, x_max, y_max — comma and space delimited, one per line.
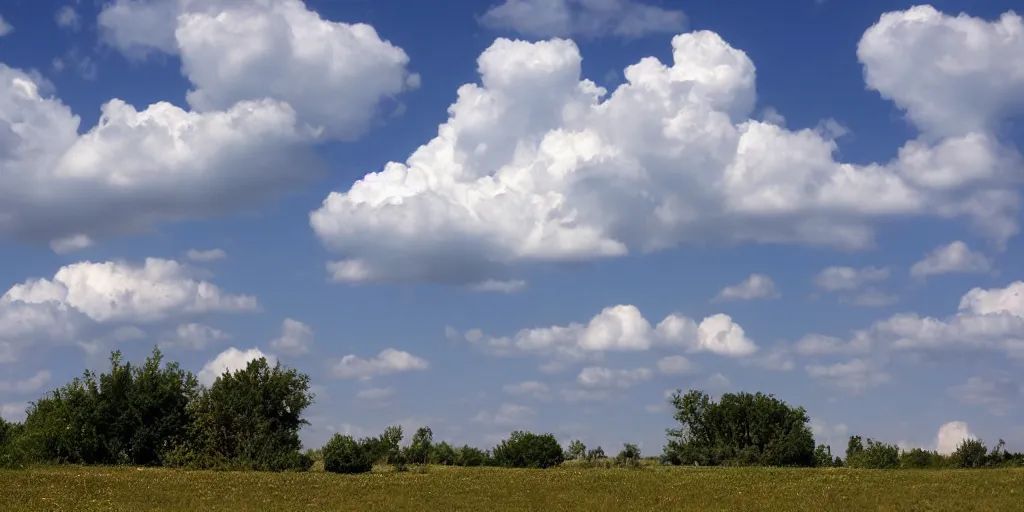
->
846, 437, 900, 469
492, 431, 564, 469
405, 427, 433, 465
950, 439, 987, 469
321, 434, 372, 474
430, 441, 456, 465
615, 443, 642, 468
565, 439, 586, 461
900, 448, 946, 469
454, 445, 489, 467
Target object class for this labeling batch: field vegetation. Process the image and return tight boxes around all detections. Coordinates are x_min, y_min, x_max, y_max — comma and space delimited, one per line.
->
2, 349, 1023, 510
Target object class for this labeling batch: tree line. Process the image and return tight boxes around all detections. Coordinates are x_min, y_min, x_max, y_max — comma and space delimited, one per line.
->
1, 349, 1021, 473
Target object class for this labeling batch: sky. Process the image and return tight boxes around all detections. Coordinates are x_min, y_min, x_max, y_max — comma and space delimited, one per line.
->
1, 0, 1023, 458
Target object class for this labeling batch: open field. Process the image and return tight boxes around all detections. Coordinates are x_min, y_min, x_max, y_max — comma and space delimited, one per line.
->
2, 466, 1023, 511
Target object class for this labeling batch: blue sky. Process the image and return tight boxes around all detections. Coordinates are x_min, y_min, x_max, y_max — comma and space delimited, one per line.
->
1, 0, 1024, 457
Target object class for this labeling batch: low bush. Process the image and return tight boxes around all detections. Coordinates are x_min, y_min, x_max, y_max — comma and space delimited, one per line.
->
492, 431, 564, 469
321, 434, 373, 474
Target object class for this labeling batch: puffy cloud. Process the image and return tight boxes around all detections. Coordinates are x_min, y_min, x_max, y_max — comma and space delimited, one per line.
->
0, 258, 254, 363
98, 0, 417, 140
269, 318, 313, 355
472, 403, 536, 426
714, 273, 779, 301
55, 6, 79, 30
197, 347, 275, 386
2, 0, 416, 249
948, 375, 1023, 417
3, 258, 256, 323
814, 266, 890, 292
805, 359, 890, 393
456, 304, 757, 367
656, 355, 695, 374
910, 241, 991, 278
186, 248, 227, 262
312, 7, 1024, 285
576, 366, 652, 388
0, 370, 51, 394
330, 348, 430, 380
503, 380, 552, 401
159, 323, 230, 350
480, 0, 686, 39
796, 280, 1024, 365
936, 421, 974, 455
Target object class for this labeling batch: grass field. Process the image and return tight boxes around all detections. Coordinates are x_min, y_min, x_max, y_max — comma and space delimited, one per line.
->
2, 465, 1023, 511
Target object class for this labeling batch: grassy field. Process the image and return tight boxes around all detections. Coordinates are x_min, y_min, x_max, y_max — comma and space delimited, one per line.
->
2, 465, 1023, 511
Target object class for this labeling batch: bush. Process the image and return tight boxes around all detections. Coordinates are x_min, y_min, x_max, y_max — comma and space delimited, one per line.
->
900, 448, 946, 469
321, 434, 373, 474
950, 439, 987, 469
430, 441, 456, 465
405, 427, 433, 465
615, 443, 642, 468
492, 431, 564, 469
454, 445, 490, 467
565, 439, 586, 461
846, 437, 900, 469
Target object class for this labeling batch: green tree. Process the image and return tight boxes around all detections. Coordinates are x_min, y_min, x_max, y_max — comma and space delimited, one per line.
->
949, 438, 987, 469
405, 426, 433, 464
492, 431, 563, 469
615, 443, 642, 468
172, 357, 313, 471
846, 438, 899, 469
321, 434, 373, 474
565, 439, 586, 460
663, 389, 816, 467
430, 441, 456, 465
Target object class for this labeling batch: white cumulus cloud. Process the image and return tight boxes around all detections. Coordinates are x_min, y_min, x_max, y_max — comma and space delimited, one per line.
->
330, 348, 430, 380
312, 6, 1024, 285
198, 347, 276, 386
576, 366, 652, 388
910, 240, 991, 278
935, 421, 974, 455
270, 318, 313, 355
714, 273, 779, 301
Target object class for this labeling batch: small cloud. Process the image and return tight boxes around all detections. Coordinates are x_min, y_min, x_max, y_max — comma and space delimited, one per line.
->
714, 273, 779, 301
845, 288, 899, 308
577, 366, 652, 389
269, 318, 313, 355
814, 266, 889, 292
330, 349, 429, 380
160, 323, 230, 350
198, 347, 275, 387
656, 355, 695, 375
910, 241, 991, 278
0, 15, 13, 36
0, 370, 52, 394
472, 403, 535, 426
49, 234, 93, 254
186, 248, 227, 262
503, 380, 552, 401
55, 6, 79, 30
469, 279, 526, 293
805, 359, 889, 394
355, 387, 395, 404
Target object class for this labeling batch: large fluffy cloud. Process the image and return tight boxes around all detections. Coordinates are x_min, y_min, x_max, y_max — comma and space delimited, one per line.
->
198, 347, 276, 386
99, 0, 417, 139
311, 5, 1024, 285
1, 0, 415, 249
0, 258, 256, 362
452, 304, 757, 370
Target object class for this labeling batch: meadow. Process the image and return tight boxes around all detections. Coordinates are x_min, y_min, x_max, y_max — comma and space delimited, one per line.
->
2, 464, 1023, 512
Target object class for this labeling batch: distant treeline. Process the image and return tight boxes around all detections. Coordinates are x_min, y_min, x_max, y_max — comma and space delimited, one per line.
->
1, 349, 1021, 473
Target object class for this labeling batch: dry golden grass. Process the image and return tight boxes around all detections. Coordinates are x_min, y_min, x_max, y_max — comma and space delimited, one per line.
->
2, 465, 1023, 511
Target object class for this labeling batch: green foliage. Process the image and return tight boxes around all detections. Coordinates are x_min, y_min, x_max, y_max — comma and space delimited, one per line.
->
454, 445, 490, 467
813, 444, 836, 467
900, 448, 947, 469
13, 348, 197, 466
949, 438, 987, 469
430, 441, 456, 465
166, 356, 314, 471
565, 439, 586, 461
663, 389, 817, 467
492, 431, 564, 469
405, 427, 433, 465
615, 443, 642, 468
321, 434, 372, 474
845, 437, 900, 469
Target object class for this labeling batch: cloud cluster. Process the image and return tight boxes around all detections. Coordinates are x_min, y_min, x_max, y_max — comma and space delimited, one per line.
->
198, 347, 276, 386
0, 0, 415, 250
0, 258, 256, 362
312, 6, 1024, 286
452, 304, 757, 370
910, 241, 991, 278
